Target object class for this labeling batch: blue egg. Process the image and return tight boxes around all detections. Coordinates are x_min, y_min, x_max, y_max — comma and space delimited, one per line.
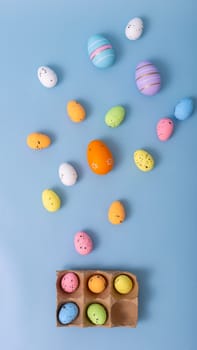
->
174, 97, 194, 121
58, 302, 79, 325
88, 34, 115, 69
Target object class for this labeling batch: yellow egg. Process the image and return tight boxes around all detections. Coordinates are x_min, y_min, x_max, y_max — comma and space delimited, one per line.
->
42, 189, 61, 212
26, 132, 51, 150
108, 201, 126, 224
88, 274, 107, 294
114, 275, 133, 294
134, 149, 154, 172
67, 100, 86, 123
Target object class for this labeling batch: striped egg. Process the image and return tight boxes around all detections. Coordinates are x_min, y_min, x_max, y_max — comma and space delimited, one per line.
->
88, 34, 115, 69
135, 61, 161, 96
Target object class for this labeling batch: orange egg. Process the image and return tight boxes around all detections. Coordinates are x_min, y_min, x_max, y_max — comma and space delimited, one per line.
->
87, 140, 114, 175
26, 132, 51, 150
67, 100, 86, 123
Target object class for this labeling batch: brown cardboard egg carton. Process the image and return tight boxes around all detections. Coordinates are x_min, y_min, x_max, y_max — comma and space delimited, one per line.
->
56, 270, 139, 328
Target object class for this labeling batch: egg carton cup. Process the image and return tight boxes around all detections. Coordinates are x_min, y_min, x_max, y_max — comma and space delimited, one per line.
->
56, 269, 139, 328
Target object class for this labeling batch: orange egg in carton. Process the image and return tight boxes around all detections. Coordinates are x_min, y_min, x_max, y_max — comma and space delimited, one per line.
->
56, 270, 139, 328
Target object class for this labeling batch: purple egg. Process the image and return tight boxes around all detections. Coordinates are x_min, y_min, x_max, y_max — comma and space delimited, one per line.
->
135, 61, 161, 96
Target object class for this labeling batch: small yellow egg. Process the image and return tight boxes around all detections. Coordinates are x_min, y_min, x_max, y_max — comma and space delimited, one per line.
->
67, 100, 86, 123
114, 275, 133, 294
108, 201, 126, 224
134, 149, 154, 172
42, 189, 61, 212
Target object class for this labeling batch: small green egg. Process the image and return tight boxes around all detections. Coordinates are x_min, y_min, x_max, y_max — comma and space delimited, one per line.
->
87, 303, 107, 325
105, 106, 125, 128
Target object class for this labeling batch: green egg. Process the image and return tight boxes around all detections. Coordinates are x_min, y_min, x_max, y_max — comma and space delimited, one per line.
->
87, 303, 107, 325
105, 105, 125, 128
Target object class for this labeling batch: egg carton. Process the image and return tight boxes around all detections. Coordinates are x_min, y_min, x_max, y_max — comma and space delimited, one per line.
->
56, 269, 139, 328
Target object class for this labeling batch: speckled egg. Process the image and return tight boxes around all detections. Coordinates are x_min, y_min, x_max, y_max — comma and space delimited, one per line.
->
42, 189, 61, 212
108, 201, 126, 224
135, 61, 161, 96
88, 274, 107, 294
87, 303, 107, 325
26, 132, 51, 150
134, 149, 154, 172
61, 272, 79, 293
37, 66, 57, 88
74, 231, 93, 255
125, 17, 144, 40
105, 106, 125, 128
58, 163, 78, 186
156, 118, 174, 141
174, 97, 194, 120
58, 302, 79, 325
88, 34, 115, 69
67, 100, 86, 123
114, 275, 133, 294
87, 140, 114, 175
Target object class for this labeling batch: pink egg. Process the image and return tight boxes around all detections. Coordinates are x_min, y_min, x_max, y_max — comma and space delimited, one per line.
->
61, 272, 79, 293
156, 117, 174, 141
74, 231, 93, 255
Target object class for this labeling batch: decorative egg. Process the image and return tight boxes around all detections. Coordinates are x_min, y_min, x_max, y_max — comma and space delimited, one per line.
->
108, 201, 126, 224
135, 61, 161, 96
105, 106, 125, 128
61, 272, 79, 293
74, 231, 93, 255
58, 302, 79, 325
87, 140, 114, 175
58, 163, 78, 186
134, 149, 154, 172
114, 275, 133, 294
42, 189, 61, 212
88, 34, 115, 69
88, 274, 107, 294
174, 97, 194, 120
156, 118, 174, 141
125, 17, 144, 40
37, 66, 58, 88
67, 100, 86, 123
87, 303, 107, 325
26, 132, 51, 150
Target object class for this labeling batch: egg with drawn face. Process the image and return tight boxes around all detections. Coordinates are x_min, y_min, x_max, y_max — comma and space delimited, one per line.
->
156, 118, 174, 141
87, 140, 114, 175
37, 66, 58, 88
42, 189, 61, 212
58, 163, 78, 186
125, 17, 144, 40
134, 149, 154, 172
87, 303, 107, 325
74, 231, 93, 255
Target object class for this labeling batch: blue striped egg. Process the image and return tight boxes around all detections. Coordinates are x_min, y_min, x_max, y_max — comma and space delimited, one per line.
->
88, 34, 115, 69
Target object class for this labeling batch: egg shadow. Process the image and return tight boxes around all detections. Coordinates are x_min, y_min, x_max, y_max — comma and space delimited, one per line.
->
48, 64, 65, 85
149, 58, 171, 92
74, 99, 93, 121
52, 186, 66, 208
65, 160, 85, 184
140, 16, 151, 38
119, 198, 132, 220
82, 228, 100, 252
102, 32, 124, 64
142, 146, 161, 169
40, 130, 57, 145
102, 137, 123, 169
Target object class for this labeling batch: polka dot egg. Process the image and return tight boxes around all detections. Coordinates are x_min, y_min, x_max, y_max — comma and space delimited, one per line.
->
74, 231, 93, 255
61, 272, 79, 293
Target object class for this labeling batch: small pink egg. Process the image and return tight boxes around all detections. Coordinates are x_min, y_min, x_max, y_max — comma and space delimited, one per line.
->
61, 272, 79, 293
74, 231, 93, 255
156, 117, 174, 141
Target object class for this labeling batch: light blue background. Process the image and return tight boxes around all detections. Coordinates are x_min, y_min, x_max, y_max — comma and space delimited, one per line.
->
0, 0, 196, 349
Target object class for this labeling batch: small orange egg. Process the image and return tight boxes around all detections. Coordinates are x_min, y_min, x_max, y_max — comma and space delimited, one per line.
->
67, 100, 86, 123
26, 132, 51, 150
88, 274, 107, 294
87, 140, 114, 175
108, 201, 126, 224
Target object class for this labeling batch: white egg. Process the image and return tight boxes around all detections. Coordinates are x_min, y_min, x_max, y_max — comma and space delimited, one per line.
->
59, 163, 78, 186
125, 17, 144, 40
37, 66, 58, 88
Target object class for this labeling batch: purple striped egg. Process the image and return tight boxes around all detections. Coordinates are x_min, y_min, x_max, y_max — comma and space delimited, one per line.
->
135, 61, 161, 96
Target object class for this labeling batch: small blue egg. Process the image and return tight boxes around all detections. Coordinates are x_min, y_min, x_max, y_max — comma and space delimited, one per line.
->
58, 302, 79, 325
174, 97, 194, 121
